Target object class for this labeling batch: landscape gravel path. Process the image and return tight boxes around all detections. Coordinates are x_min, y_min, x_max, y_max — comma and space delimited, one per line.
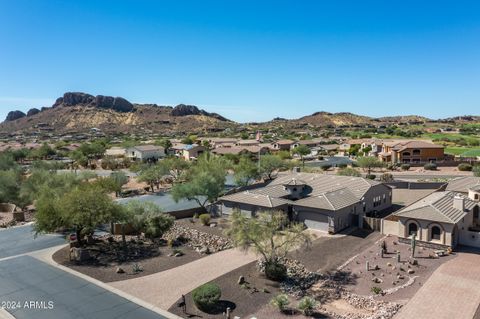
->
109, 248, 257, 310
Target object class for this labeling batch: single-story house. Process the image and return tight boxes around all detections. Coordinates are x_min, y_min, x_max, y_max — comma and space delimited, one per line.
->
385, 190, 480, 248
218, 172, 392, 233
271, 139, 295, 151
126, 145, 165, 162
182, 145, 206, 161
105, 147, 126, 157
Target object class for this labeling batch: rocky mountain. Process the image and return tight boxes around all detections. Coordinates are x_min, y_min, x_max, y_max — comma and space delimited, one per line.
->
0, 92, 234, 135
2, 92, 479, 135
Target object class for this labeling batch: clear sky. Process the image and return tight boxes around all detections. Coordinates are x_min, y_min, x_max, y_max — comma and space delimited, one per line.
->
0, 0, 479, 123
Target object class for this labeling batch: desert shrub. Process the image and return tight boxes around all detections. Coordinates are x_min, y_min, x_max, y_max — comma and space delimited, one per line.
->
424, 163, 437, 171
380, 173, 394, 182
458, 163, 472, 171
371, 286, 382, 295
400, 163, 410, 171
132, 263, 143, 273
337, 167, 361, 177
321, 164, 332, 171
270, 294, 289, 312
265, 261, 287, 281
337, 163, 347, 169
365, 174, 376, 180
192, 283, 221, 312
298, 296, 318, 316
193, 212, 199, 219
144, 214, 175, 239
199, 213, 211, 226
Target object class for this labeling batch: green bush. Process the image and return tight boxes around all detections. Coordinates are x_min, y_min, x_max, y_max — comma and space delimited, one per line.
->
371, 286, 382, 295
365, 174, 376, 180
474, 165, 480, 177
337, 167, 361, 177
321, 164, 332, 171
298, 296, 318, 316
270, 294, 289, 312
458, 163, 473, 171
144, 214, 175, 239
400, 163, 410, 171
424, 163, 437, 171
265, 261, 287, 281
192, 283, 221, 312
199, 214, 211, 226
337, 163, 347, 169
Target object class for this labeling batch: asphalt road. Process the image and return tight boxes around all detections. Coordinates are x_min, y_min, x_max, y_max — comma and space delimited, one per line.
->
0, 256, 165, 319
0, 226, 65, 259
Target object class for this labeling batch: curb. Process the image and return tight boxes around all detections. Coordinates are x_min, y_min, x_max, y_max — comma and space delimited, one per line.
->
31, 245, 183, 319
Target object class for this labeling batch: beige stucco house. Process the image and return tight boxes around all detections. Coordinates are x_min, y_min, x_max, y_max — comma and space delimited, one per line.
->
383, 177, 480, 248
218, 172, 392, 233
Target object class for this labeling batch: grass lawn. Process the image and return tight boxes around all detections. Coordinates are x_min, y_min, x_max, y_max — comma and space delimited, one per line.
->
445, 147, 480, 157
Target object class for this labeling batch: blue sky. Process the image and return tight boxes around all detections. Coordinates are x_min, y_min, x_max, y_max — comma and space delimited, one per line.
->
0, 1, 479, 123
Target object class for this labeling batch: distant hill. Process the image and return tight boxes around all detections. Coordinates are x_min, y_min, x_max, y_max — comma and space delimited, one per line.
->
1, 92, 479, 135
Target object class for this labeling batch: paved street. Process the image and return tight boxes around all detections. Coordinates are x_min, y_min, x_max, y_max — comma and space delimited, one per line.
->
0, 225, 175, 319
0, 256, 166, 319
0, 225, 65, 259
395, 250, 480, 319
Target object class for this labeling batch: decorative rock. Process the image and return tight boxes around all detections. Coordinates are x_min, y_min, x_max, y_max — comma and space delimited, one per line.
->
397, 275, 404, 280
238, 275, 245, 285
408, 269, 415, 274
116, 267, 125, 274
387, 262, 392, 267
174, 252, 183, 257
372, 277, 383, 283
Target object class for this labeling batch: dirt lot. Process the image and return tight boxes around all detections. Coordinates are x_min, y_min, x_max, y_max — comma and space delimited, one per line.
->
52, 239, 207, 283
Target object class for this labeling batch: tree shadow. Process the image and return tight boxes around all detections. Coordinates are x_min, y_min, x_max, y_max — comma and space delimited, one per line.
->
201, 300, 237, 315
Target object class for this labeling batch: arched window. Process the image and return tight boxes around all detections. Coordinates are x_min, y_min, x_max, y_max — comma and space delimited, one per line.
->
403, 152, 411, 156
431, 226, 441, 240
412, 149, 421, 155
408, 222, 418, 236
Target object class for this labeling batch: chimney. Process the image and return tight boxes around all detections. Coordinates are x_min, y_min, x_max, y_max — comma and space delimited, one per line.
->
453, 194, 465, 211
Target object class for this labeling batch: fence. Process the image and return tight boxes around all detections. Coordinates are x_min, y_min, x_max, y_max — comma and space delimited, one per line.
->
363, 216, 382, 231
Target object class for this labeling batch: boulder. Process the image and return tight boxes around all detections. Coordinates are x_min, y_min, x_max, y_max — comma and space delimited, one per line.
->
238, 275, 245, 285
116, 267, 125, 274
5, 110, 26, 122
26, 108, 40, 116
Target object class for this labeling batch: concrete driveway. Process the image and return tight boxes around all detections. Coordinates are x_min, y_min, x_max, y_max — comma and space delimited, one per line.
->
110, 248, 257, 310
395, 250, 480, 319
0, 256, 166, 319
0, 225, 65, 259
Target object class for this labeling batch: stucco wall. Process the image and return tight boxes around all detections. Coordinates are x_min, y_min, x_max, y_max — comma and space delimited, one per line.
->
398, 218, 454, 246
382, 219, 399, 235
362, 184, 392, 213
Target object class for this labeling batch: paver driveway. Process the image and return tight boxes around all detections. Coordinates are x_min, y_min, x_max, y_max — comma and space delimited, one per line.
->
0, 256, 166, 319
0, 225, 64, 259
395, 250, 480, 319
110, 248, 257, 309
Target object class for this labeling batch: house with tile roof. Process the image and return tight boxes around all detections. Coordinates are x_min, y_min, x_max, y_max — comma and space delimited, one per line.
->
218, 172, 392, 233
388, 190, 480, 248
126, 145, 165, 162
378, 140, 444, 164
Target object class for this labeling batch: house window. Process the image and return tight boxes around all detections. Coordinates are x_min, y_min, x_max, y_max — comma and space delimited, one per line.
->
408, 222, 418, 236
403, 152, 410, 156
412, 149, 421, 155
431, 226, 441, 240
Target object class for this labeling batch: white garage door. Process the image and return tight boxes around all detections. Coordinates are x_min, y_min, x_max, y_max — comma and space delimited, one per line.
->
298, 211, 329, 232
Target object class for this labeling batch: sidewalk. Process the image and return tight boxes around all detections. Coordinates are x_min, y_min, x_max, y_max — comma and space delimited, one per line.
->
109, 248, 257, 310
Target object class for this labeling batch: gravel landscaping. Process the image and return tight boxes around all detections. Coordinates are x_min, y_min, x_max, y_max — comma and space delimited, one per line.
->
52, 220, 233, 283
